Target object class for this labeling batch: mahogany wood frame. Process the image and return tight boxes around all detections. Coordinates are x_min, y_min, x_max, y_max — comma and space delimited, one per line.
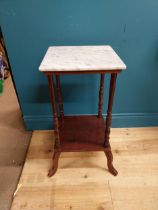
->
56, 75, 64, 120
44, 70, 121, 177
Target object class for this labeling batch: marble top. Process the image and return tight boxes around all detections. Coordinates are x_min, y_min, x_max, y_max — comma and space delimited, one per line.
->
39, 45, 126, 72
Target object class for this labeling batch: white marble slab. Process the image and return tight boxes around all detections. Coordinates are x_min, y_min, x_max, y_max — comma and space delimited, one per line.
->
39, 45, 126, 72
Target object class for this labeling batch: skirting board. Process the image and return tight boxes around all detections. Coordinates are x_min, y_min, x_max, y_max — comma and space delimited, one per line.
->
24, 113, 158, 131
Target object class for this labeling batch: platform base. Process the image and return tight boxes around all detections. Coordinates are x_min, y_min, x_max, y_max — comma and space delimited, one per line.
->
60, 115, 105, 151
48, 116, 118, 177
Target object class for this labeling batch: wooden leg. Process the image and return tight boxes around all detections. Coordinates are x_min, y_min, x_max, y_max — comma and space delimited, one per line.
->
48, 150, 61, 177
104, 148, 118, 176
98, 74, 105, 118
47, 74, 60, 176
104, 73, 118, 176
104, 73, 117, 147
56, 75, 64, 120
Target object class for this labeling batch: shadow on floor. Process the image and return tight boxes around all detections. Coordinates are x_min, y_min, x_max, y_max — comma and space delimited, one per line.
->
0, 76, 32, 210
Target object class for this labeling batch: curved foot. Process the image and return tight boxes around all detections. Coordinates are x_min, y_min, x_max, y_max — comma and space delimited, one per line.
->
108, 165, 118, 176
104, 148, 118, 176
48, 150, 61, 177
48, 167, 58, 177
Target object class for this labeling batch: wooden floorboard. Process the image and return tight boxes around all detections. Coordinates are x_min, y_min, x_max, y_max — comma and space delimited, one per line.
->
11, 127, 158, 210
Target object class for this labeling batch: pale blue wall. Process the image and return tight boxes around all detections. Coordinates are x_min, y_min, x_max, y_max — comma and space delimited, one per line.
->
0, 0, 158, 130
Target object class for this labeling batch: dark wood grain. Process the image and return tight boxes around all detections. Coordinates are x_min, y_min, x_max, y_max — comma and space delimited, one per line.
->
104, 148, 118, 176
48, 149, 61, 177
56, 75, 64, 120
44, 69, 121, 75
98, 74, 105, 118
47, 75, 61, 177
47, 75, 60, 148
45, 72, 119, 177
104, 73, 117, 147
59, 116, 105, 151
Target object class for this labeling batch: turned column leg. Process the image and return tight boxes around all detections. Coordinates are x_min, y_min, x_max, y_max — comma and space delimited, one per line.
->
104, 73, 117, 147
56, 75, 64, 120
104, 73, 118, 176
47, 74, 60, 177
98, 74, 105, 118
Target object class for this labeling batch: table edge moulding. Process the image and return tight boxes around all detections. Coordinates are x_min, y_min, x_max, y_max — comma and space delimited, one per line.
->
39, 45, 127, 177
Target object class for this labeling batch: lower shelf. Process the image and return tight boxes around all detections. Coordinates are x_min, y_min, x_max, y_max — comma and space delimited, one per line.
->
59, 115, 106, 152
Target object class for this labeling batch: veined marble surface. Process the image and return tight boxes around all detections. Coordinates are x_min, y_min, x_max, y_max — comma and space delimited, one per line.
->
39, 45, 126, 72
